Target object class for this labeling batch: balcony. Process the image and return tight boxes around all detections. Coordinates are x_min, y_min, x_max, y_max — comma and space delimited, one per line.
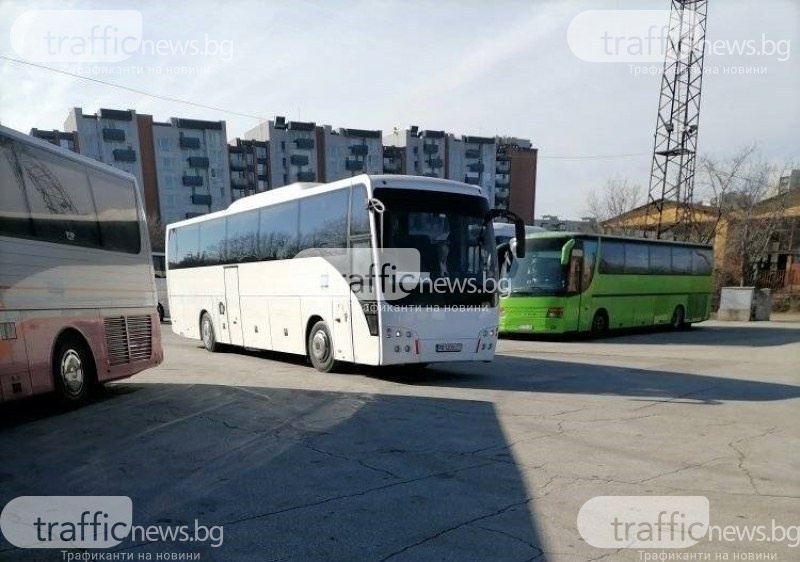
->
257, 157, 268, 164
182, 175, 204, 187
468, 162, 484, 173
464, 176, 480, 185
290, 154, 309, 166
423, 172, 439, 178
231, 177, 249, 189
229, 160, 245, 172
426, 158, 443, 168
112, 148, 136, 162
296, 171, 316, 182
257, 174, 269, 182
102, 128, 125, 142
350, 144, 368, 156
187, 156, 209, 168
192, 194, 212, 206
180, 136, 201, 150
294, 138, 314, 150
496, 164, 511, 175
495, 177, 510, 188
422, 143, 439, 155
465, 149, 481, 159
345, 159, 364, 172
384, 161, 401, 173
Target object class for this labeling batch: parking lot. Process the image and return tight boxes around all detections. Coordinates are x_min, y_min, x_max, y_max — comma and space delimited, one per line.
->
1, 320, 798, 561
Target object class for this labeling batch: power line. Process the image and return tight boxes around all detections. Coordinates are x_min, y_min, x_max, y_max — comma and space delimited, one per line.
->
0, 55, 267, 121
2, 55, 666, 163
538, 152, 650, 160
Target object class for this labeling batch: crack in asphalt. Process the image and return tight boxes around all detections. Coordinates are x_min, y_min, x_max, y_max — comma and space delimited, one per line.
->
376, 496, 537, 562
221, 460, 496, 527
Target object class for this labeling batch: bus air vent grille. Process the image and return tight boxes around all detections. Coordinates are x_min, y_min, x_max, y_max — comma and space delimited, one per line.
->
104, 315, 152, 366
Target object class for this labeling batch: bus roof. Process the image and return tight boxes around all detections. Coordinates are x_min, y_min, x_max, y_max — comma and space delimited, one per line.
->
168, 174, 485, 229
0, 124, 139, 184
523, 230, 713, 249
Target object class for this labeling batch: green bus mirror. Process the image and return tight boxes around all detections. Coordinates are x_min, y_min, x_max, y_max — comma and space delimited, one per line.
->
560, 239, 576, 266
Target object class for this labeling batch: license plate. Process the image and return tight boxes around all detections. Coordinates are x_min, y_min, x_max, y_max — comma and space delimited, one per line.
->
436, 343, 462, 353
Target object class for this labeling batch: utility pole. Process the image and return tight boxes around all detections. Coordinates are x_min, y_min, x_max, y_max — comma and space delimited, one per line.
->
646, 0, 708, 240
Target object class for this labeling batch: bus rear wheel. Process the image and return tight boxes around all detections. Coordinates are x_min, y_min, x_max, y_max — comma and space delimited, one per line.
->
201, 312, 220, 352
307, 321, 339, 373
53, 334, 95, 405
591, 310, 609, 336
671, 306, 686, 330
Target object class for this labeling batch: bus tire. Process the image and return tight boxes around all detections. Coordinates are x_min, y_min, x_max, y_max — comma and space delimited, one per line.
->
200, 312, 220, 352
307, 320, 338, 373
157, 304, 165, 323
671, 306, 685, 330
591, 310, 609, 336
53, 333, 96, 405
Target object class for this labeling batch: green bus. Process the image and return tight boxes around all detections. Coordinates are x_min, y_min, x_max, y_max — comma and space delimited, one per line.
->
498, 232, 713, 335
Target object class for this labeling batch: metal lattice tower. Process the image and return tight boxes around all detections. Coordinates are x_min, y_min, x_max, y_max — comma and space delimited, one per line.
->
647, 0, 708, 240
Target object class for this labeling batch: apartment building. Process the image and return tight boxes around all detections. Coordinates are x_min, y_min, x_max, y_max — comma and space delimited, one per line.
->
244, 117, 321, 187
64, 107, 146, 195
228, 138, 269, 201
497, 137, 538, 224
322, 126, 383, 182
29, 129, 79, 152
447, 135, 497, 204
150, 118, 231, 223
383, 126, 447, 179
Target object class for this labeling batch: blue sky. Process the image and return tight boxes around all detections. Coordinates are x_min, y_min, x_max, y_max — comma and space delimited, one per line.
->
0, 0, 797, 218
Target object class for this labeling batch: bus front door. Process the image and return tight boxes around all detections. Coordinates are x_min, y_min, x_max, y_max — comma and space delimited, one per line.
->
224, 267, 244, 347
331, 297, 354, 363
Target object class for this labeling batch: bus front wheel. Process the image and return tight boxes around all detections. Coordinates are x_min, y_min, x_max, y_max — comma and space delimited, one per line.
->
591, 310, 609, 336
307, 321, 339, 373
201, 312, 220, 352
53, 334, 96, 405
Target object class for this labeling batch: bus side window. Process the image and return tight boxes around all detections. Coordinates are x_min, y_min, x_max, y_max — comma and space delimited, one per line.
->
582, 240, 598, 289
567, 249, 583, 294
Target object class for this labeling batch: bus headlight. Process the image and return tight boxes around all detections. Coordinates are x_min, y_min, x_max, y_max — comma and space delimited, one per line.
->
546, 307, 564, 319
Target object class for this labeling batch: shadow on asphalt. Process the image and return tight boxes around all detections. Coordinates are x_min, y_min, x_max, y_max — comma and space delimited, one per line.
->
501, 323, 800, 347
0, 383, 545, 561
368, 355, 800, 404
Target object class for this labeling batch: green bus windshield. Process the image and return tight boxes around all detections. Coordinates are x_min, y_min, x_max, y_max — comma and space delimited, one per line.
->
503, 237, 570, 296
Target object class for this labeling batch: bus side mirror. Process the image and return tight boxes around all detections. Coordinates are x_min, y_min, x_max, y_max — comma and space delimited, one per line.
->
560, 239, 576, 266
514, 220, 525, 259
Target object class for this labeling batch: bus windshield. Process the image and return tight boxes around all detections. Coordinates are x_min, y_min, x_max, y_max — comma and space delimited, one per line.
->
503, 237, 568, 296
374, 188, 497, 305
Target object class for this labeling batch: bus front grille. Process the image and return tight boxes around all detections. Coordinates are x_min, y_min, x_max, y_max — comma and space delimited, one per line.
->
104, 315, 153, 366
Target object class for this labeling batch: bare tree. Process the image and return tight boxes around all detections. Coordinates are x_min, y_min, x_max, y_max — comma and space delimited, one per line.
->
585, 175, 644, 235
695, 146, 789, 286
147, 215, 166, 252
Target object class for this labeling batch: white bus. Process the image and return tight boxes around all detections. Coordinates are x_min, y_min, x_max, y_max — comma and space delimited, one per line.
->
0, 124, 163, 404
166, 174, 524, 372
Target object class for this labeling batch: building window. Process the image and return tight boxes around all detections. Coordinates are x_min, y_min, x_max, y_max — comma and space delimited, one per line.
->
158, 138, 171, 151
210, 168, 216, 177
